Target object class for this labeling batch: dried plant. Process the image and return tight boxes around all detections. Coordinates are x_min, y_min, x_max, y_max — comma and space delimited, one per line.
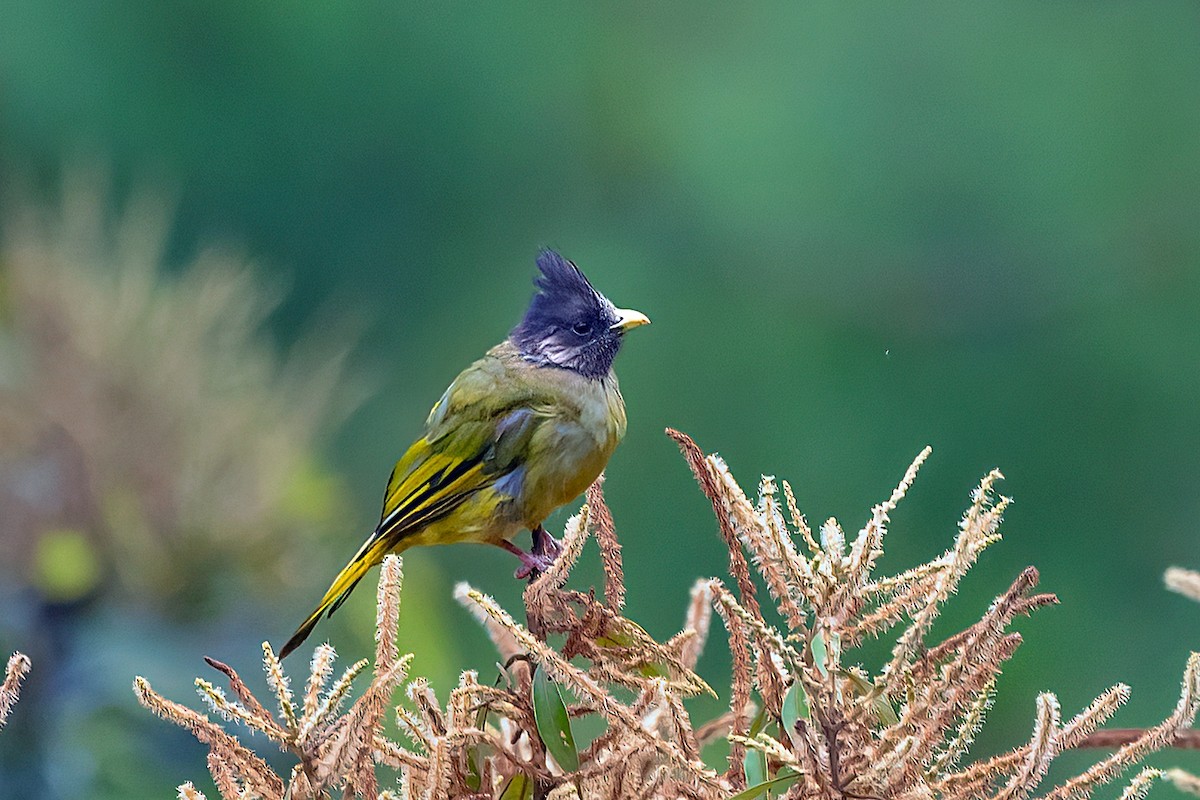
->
664, 429, 1200, 800
1155, 566, 1200, 796
1165, 768, 1200, 797
446, 477, 723, 799
0, 172, 362, 603
135, 555, 411, 799
1166, 568, 1200, 604
1, 651, 30, 730
135, 430, 1200, 799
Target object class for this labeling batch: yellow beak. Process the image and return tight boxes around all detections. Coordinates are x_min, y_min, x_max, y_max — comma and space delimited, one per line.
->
610, 308, 650, 332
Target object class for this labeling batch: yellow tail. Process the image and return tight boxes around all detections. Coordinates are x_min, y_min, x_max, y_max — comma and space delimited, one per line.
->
278, 538, 382, 659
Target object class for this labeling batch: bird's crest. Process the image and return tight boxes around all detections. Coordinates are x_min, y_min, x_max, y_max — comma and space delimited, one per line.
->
511, 250, 617, 369
531, 249, 601, 308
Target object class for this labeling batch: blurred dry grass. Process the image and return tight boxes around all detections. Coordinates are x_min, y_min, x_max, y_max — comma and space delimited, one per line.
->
0, 653, 29, 731
0, 171, 363, 605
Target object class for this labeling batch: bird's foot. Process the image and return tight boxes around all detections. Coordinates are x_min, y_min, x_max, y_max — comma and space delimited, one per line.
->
530, 524, 562, 559
500, 539, 555, 581
513, 553, 555, 580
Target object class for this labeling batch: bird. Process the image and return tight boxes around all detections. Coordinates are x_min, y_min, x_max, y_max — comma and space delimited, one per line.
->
278, 249, 649, 658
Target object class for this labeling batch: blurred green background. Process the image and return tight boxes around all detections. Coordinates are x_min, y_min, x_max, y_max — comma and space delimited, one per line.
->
1, 3, 1199, 797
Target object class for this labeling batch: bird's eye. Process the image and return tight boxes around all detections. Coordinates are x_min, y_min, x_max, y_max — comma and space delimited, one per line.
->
572, 322, 593, 337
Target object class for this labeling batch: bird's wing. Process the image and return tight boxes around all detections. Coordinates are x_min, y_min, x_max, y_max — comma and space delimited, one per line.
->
374, 358, 557, 550
280, 354, 562, 660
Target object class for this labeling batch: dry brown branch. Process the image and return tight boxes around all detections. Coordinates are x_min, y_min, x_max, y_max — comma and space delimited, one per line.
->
135, 676, 284, 799
1040, 653, 1200, 800
667, 428, 761, 620
710, 580, 755, 789
676, 579, 714, 671
135, 555, 413, 799
1, 652, 31, 730
588, 475, 626, 611
668, 432, 1200, 800
1075, 729, 1200, 750
753, 477, 811, 632
133, 430, 1200, 800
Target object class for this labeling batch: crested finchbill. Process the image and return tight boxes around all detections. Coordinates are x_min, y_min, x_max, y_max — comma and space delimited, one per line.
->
279, 249, 648, 658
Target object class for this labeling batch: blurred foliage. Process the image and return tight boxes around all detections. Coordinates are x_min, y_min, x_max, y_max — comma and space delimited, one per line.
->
1, 3, 1199, 798
0, 175, 362, 604
0, 175, 374, 795
33, 529, 101, 604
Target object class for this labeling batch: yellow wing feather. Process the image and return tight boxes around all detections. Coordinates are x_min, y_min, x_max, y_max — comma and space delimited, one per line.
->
279, 435, 499, 658
279, 342, 620, 659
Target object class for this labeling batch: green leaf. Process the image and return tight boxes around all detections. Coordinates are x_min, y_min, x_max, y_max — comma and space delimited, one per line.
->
748, 702, 769, 736
635, 662, 669, 679
594, 618, 650, 648
596, 620, 681, 683
743, 746, 767, 787
532, 668, 579, 772
498, 772, 534, 800
741, 697, 770, 784
726, 770, 800, 800
841, 669, 870, 696
465, 746, 483, 791
873, 694, 900, 727
840, 670, 899, 727
810, 634, 828, 676
465, 694, 491, 791
780, 681, 810, 742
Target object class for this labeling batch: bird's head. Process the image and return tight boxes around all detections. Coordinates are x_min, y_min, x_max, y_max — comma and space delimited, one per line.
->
510, 249, 649, 378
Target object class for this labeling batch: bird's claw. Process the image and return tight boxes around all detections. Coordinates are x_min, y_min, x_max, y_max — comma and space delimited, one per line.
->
514, 552, 555, 580
502, 527, 561, 580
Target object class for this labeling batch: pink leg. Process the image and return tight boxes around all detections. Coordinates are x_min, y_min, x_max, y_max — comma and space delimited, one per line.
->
498, 539, 553, 580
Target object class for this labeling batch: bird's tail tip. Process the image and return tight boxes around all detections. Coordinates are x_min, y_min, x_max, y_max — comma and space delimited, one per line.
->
277, 555, 373, 659
278, 614, 320, 660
